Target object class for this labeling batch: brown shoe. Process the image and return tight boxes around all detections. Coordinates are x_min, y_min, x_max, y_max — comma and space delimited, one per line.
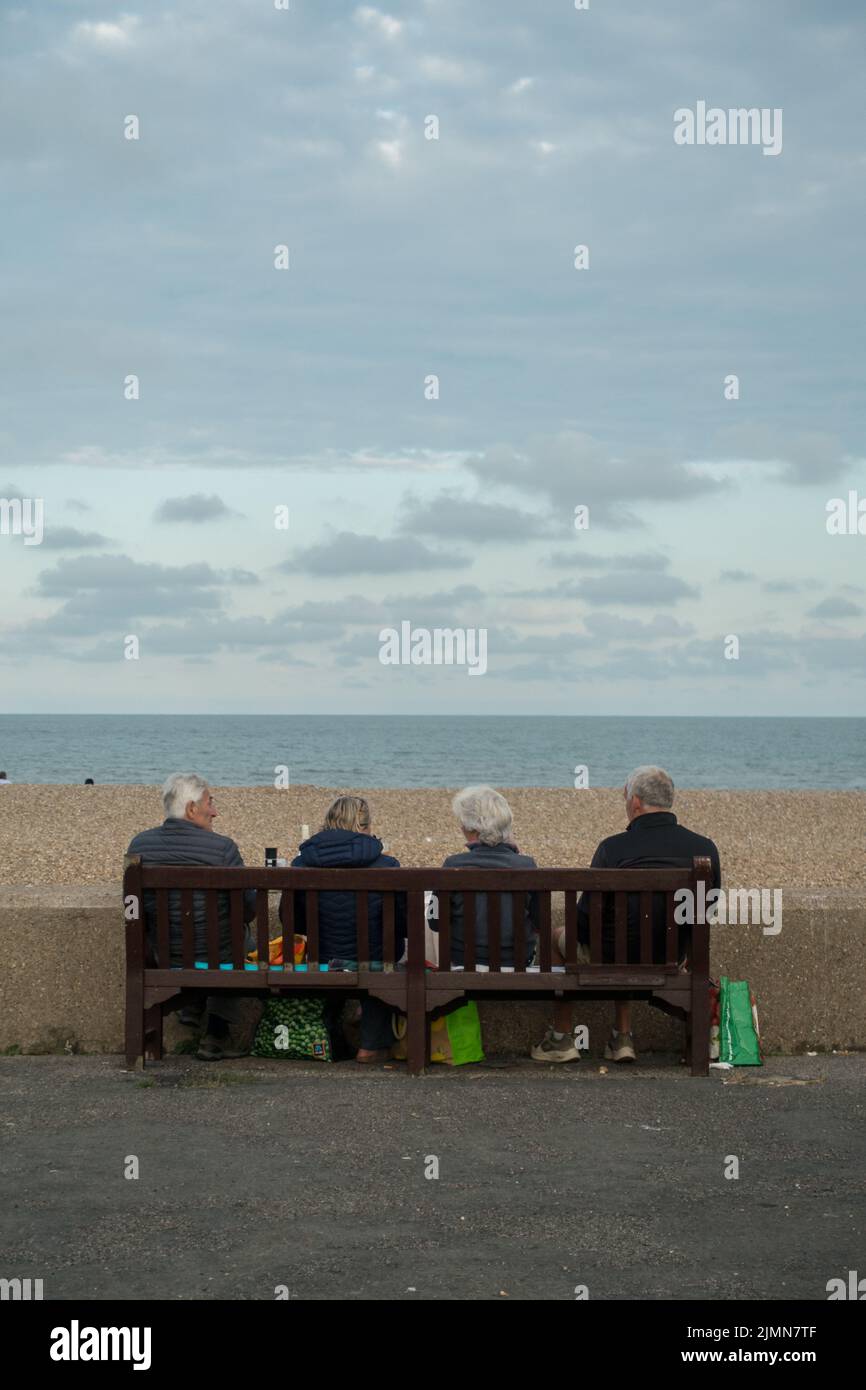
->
355, 1048, 391, 1064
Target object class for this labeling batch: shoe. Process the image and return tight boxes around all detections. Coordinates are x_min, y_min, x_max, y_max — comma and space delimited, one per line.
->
604, 1030, 637, 1063
196, 1033, 249, 1061
355, 1048, 391, 1064
530, 1028, 581, 1063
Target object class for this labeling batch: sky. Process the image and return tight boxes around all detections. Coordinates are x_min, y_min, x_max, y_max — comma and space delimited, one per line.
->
1, 0, 864, 715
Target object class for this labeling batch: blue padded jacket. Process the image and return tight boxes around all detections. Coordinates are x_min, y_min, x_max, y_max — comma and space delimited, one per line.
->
283, 829, 406, 964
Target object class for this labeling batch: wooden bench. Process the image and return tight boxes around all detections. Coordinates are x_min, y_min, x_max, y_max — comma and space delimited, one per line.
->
123, 856, 713, 1075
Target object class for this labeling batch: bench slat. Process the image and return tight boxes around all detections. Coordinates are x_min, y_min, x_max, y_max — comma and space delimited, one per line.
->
538, 893, 551, 972
356, 890, 369, 970
564, 891, 577, 967
487, 892, 501, 973
640, 891, 652, 965
511, 891, 525, 973
180, 890, 195, 969
614, 892, 627, 963
592, 892, 604, 962
230, 890, 245, 969
437, 890, 451, 968
463, 892, 476, 972
281, 890, 294, 973
383, 892, 395, 971
206, 890, 220, 969
156, 888, 171, 968
666, 890, 677, 966
306, 890, 319, 969
256, 890, 270, 971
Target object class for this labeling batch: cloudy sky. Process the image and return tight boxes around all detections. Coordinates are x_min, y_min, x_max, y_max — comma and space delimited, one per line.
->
1, 0, 864, 715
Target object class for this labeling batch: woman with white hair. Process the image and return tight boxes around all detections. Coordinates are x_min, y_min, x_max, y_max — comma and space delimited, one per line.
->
433, 785, 538, 968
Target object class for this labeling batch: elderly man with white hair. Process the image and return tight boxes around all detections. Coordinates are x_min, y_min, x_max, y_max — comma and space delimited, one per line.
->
531, 765, 721, 1065
127, 773, 257, 1061
432, 785, 539, 967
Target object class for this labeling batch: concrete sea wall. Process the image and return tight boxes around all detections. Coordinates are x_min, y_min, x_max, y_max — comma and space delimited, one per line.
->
0, 885, 863, 1056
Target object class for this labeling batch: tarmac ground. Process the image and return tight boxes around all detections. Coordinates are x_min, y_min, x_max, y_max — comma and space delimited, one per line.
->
1, 1052, 863, 1301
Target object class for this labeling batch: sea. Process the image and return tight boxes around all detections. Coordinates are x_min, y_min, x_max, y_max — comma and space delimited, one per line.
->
0, 715, 863, 790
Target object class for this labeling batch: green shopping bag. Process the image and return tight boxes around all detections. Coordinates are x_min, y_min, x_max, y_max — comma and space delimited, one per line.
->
252, 996, 332, 1060
719, 976, 762, 1066
430, 1000, 485, 1066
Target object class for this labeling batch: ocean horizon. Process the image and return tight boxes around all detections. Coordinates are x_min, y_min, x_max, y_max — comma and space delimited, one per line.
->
0, 714, 863, 790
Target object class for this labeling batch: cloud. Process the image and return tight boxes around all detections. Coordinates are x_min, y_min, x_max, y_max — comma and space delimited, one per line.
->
808, 596, 863, 619
70, 16, 141, 50
583, 612, 695, 643
354, 7, 403, 41
507, 77, 534, 95
512, 571, 698, 606
280, 531, 469, 576
154, 493, 238, 524
547, 550, 670, 571
39, 526, 109, 550
720, 569, 756, 582
466, 433, 728, 519
711, 425, 853, 486
397, 492, 553, 541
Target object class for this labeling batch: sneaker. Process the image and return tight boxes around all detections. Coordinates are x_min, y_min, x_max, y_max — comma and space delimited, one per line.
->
196, 1033, 249, 1061
530, 1028, 581, 1063
604, 1030, 637, 1063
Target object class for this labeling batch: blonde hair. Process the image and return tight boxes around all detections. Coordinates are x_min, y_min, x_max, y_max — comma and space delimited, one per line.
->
321, 795, 371, 833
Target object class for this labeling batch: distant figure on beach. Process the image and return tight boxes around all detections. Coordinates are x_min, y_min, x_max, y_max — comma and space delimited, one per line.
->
126, 772, 257, 1062
531, 766, 721, 1066
433, 786, 538, 967
0, 771, 8, 785
284, 795, 406, 1063
84, 777, 94, 785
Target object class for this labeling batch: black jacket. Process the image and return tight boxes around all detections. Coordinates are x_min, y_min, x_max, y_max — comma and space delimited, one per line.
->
577, 811, 721, 962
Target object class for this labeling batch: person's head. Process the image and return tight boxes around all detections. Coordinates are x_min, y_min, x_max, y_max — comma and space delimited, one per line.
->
162, 772, 216, 830
84, 778, 94, 785
0, 772, 6, 780
321, 794, 371, 834
624, 765, 674, 823
452, 785, 514, 847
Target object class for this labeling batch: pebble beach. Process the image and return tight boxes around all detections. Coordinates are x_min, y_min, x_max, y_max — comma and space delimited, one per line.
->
1, 785, 864, 889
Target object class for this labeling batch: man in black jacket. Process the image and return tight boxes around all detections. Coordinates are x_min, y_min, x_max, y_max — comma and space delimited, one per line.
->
127, 772, 256, 1061
531, 766, 721, 1065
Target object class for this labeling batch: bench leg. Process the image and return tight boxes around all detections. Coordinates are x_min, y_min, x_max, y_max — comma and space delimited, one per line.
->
690, 983, 710, 1077
125, 974, 145, 1070
144, 1003, 163, 1061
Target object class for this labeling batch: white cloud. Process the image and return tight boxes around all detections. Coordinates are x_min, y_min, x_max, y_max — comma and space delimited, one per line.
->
508, 77, 534, 95
375, 138, 404, 168
71, 15, 140, 49
355, 7, 403, 41
418, 55, 482, 84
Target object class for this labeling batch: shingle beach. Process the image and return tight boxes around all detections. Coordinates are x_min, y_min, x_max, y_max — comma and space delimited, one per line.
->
1, 785, 864, 889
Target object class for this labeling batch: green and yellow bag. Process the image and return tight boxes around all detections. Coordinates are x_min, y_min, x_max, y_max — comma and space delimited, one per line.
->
430, 1000, 485, 1066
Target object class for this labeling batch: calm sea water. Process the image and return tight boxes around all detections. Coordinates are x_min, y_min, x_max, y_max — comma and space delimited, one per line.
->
0, 715, 862, 789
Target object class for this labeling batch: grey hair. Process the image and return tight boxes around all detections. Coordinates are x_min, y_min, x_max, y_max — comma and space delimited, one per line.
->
162, 772, 209, 819
626, 765, 674, 809
452, 784, 513, 847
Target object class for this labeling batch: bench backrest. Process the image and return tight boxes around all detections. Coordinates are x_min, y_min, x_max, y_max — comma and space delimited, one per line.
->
123, 858, 713, 974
